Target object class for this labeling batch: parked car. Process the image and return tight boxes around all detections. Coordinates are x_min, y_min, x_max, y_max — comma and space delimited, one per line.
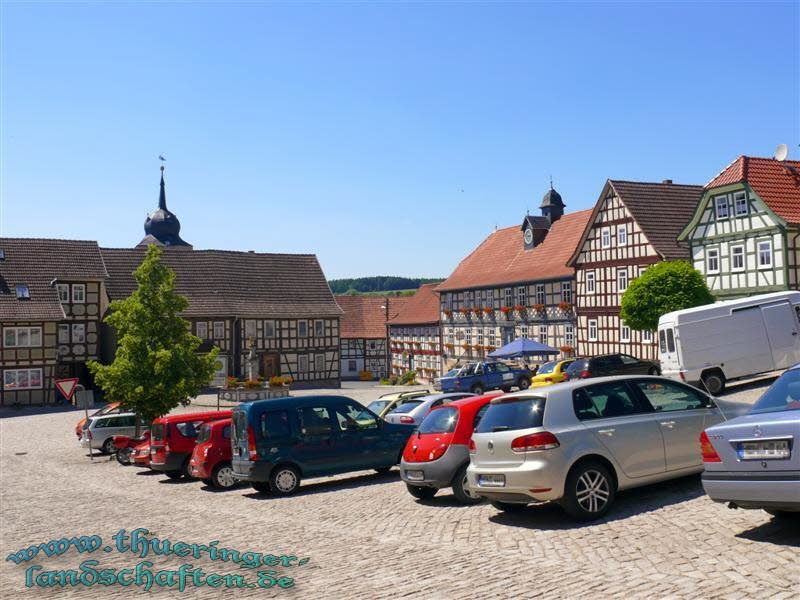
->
701, 364, 800, 518
659, 291, 800, 395
75, 402, 122, 439
433, 368, 463, 391
400, 392, 501, 503
230, 395, 416, 495
113, 430, 150, 465
132, 437, 152, 468
563, 354, 660, 381
189, 418, 239, 489
531, 359, 576, 388
364, 390, 431, 419
437, 361, 532, 394
149, 410, 232, 480
468, 376, 724, 520
383, 393, 474, 426
80, 413, 149, 454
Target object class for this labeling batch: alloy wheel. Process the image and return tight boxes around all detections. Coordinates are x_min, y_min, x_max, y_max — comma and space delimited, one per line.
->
274, 469, 298, 492
575, 469, 610, 513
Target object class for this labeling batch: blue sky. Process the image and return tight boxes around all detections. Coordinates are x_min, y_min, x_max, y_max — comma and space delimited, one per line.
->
1, 1, 797, 279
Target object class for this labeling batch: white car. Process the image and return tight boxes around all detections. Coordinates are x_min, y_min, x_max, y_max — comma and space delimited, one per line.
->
80, 413, 147, 454
468, 376, 725, 521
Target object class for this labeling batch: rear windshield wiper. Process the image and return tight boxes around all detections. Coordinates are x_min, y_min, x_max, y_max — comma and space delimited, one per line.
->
491, 425, 510, 432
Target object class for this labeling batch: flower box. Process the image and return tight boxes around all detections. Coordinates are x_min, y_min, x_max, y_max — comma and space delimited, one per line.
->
558, 301, 573, 312
559, 345, 575, 354
531, 303, 546, 314
513, 305, 526, 313
482, 307, 494, 315
500, 306, 512, 315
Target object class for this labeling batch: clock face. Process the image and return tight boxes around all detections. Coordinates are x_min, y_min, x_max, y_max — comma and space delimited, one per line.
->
524, 228, 533, 245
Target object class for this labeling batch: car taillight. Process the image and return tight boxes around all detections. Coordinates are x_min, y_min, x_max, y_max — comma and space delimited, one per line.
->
544, 377, 552, 382
468, 439, 476, 454
700, 431, 721, 463
247, 426, 258, 461
679, 371, 686, 381
580, 370, 591, 378
399, 416, 414, 424
511, 432, 560, 452
429, 445, 447, 460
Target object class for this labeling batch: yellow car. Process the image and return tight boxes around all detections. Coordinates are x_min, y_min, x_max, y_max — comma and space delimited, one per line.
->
364, 390, 431, 419
531, 359, 575, 387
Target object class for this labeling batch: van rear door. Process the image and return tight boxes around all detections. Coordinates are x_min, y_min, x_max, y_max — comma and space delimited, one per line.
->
762, 302, 799, 369
231, 409, 250, 467
658, 325, 681, 376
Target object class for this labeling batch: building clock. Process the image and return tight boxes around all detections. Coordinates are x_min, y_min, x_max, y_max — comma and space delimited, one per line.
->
524, 228, 533, 245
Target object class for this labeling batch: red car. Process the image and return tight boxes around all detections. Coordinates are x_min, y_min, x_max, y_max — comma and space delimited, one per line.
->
399, 392, 502, 503
150, 411, 231, 479
188, 418, 239, 489
132, 437, 152, 468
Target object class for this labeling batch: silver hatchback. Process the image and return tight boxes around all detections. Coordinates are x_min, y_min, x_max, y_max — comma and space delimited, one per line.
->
383, 393, 473, 426
468, 376, 724, 520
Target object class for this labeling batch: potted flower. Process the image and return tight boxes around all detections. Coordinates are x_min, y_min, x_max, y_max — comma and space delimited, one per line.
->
559, 345, 574, 354
226, 376, 239, 389
443, 309, 453, 318
485, 345, 496, 352
461, 342, 471, 351
482, 306, 494, 315
532, 303, 546, 315
458, 307, 471, 316
500, 306, 512, 316
558, 301, 573, 312
513, 304, 526, 314
444, 343, 454, 350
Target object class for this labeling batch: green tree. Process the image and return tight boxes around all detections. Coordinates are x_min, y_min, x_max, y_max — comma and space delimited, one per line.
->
620, 260, 715, 331
89, 245, 218, 428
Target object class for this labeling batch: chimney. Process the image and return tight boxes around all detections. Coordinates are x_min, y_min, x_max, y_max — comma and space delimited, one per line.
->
662, 179, 673, 184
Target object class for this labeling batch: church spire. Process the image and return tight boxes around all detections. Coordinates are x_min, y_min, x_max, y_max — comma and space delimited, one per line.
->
159, 165, 167, 210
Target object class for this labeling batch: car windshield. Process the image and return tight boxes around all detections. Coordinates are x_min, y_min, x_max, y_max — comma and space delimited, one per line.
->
565, 359, 588, 375
418, 407, 458, 434
367, 400, 390, 414
749, 369, 800, 414
475, 396, 546, 433
443, 369, 461, 378
537, 361, 558, 375
389, 400, 424, 414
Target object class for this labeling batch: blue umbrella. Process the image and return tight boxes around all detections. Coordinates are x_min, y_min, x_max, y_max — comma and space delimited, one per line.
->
488, 337, 560, 359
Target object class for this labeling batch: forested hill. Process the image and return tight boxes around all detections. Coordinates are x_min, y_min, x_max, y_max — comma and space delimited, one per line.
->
329, 276, 443, 295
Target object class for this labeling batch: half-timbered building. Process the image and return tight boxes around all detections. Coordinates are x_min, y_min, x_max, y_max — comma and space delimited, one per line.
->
0, 238, 108, 405
336, 295, 409, 380
677, 156, 800, 298
388, 284, 442, 382
567, 180, 703, 360
436, 188, 591, 369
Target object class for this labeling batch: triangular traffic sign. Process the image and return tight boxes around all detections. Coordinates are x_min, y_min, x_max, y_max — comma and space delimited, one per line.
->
55, 378, 80, 400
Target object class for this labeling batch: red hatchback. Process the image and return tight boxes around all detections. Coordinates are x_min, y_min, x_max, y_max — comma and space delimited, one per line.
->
150, 411, 231, 480
399, 392, 502, 503
188, 418, 238, 489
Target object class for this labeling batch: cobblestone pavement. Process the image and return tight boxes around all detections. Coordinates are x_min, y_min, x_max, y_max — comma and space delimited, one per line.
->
1, 380, 798, 599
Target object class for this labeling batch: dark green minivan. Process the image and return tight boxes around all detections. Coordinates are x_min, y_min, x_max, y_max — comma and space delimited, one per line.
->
231, 395, 416, 495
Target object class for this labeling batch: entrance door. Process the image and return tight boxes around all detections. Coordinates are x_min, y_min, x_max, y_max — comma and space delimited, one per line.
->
260, 353, 280, 379
762, 303, 799, 369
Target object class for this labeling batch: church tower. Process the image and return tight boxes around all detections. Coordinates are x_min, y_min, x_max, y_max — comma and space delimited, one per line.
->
138, 166, 191, 248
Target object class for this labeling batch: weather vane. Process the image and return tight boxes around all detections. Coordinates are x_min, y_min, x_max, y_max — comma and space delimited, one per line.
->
158, 154, 166, 172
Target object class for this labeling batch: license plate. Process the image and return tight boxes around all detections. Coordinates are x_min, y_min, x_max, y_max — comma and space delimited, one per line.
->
405, 470, 424, 481
478, 474, 506, 487
738, 439, 791, 460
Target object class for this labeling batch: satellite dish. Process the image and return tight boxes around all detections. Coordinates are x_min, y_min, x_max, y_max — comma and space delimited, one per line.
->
774, 143, 789, 161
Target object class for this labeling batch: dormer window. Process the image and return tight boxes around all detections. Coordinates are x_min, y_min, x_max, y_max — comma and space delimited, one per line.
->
57, 283, 69, 303
714, 196, 730, 220
72, 284, 85, 303
15, 284, 30, 300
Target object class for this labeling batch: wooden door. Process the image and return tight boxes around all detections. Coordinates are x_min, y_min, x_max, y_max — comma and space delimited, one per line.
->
260, 353, 280, 379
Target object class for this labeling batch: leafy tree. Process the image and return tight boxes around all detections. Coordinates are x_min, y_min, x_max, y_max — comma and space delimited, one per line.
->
328, 276, 443, 294
89, 245, 218, 429
620, 260, 715, 331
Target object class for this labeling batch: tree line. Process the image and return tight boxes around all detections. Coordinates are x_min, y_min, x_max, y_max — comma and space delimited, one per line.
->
328, 276, 442, 295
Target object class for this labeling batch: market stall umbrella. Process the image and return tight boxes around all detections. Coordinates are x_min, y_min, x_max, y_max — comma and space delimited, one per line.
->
488, 337, 560, 359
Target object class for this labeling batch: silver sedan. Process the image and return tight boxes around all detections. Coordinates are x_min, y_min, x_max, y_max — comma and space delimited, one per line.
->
383, 393, 474, 426
468, 376, 725, 521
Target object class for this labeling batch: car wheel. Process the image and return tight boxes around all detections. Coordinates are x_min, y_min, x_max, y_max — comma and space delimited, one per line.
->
451, 464, 481, 505
561, 461, 616, 521
101, 438, 116, 455
115, 448, 133, 466
501, 386, 512, 393
251, 481, 271, 494
517, 377, 531, 390
648, 367, 659, 376
701, 371, 726, 395
471, 384, 485, 395
490, 500, 527, 512
765, 510, 800, 520
269, 465, 301, 495
211, 462, 238, 489
406, 483, 437, 500
164, 470, 183, 480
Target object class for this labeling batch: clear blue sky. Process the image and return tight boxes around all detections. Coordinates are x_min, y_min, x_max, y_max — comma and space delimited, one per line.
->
1, 1, 797, 279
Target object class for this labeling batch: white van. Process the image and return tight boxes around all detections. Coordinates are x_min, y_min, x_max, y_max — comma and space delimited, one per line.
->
658, 291, 800, 394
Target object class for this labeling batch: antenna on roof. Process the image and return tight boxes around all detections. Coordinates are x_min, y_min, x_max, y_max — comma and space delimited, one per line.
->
775, 143, 789, 161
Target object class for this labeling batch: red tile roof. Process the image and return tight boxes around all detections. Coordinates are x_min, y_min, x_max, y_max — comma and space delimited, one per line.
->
335, 295, 394, 339
389, 284, 440, 325
706, 156, 800, 225
437, 210, 592, 292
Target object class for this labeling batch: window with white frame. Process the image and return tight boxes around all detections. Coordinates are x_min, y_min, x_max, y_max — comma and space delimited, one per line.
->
264, 320, 275, 338
617, 225, 628, 246
620, 324, 630, 342
297, 321, 308, 337
601, 227, 611, 248
535, 284, 546, 305
731, 245, 745, 271
585, 271, 596, 293
72, 284, 86, 303
72, 323, 86, 344
504, 288, 513, 307
315, 353, 325, 372
588, 319, 598, 341
642, 329, 653, 343
57, 284, 69, 303
538, 325, 548, 345
714, 196, 730, 220
465, 328, 472, 345
565, 324, 575, 346
617, 269, 628, 292
477, 331, 484, 346
3, 368, 43, 390
58, 324, 70, 344
213, 321, 225, 339
196, 322, 208, 339
706, 248, 720, 274
315, 320, 324, 337
517, 286, 526, 307
520, 326, 528, 338
734, 191, 748, 217
758, 240, 773, 269
298, 355, 309, 373
245, 320, 256, 339
3, 327, 42, 348
561, 281, 572, 304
